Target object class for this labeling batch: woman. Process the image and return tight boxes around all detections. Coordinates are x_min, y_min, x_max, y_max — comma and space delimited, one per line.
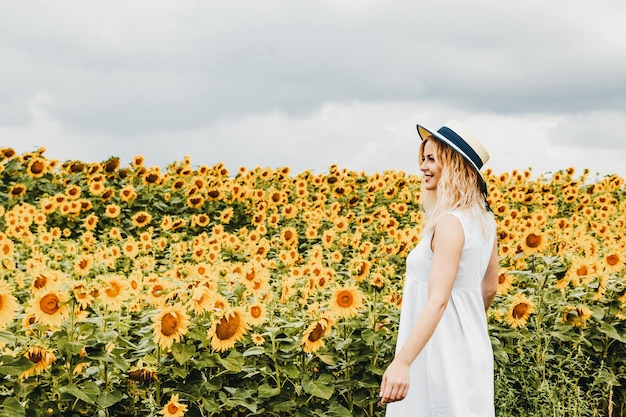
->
380, 120, 499, 416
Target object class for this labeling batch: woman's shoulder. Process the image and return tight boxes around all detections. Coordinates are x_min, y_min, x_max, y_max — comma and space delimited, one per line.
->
445, 208, 495, 235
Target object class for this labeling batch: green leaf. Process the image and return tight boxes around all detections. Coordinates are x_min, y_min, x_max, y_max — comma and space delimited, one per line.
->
599, 322, 624, 342
171, 366, 189, 379
202, 397, 220, 413
327, 402, 352, 416
219, 351, 244, 372
243, 346, 266, 357
302, 373, 335, 400
315, 353, 337, 366
0, 397, 26, 417
172, 343, 196, 365
258, 383, 281, 398
111, 353, 130, 371
59, 383, 99, 405
0, 331, 16, 346
0, 356, 36, 376
283, 362, 300, 378
96, 390, 124, 408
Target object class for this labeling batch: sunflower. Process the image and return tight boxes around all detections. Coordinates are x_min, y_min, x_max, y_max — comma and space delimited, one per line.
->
187, 195, 205, 209
118, 186, 137, 204
99, 274, 129, 311
26, 157, 47, 178
280, 227, 298, 247
1, 147, 16, 159
9, 184, 27, 198
122, 238, 140, 258
29, 288, 70, 328
321, 229, 336, 249
563, 305, 593, 328
143, 170, 162, 186
519, 229, 549, 255
189, 285, 213, 315
132, 154, 144, 167
602, 249, 624, 274
0, 281, 19, 329
64, 184, 82, 200
206, 188, 222, 201
104, 204, 121, 218
152, 304, 190, 349
101, 187, 115, 201
20, 346, 57, 379
30, 268, 62, 291
88, 180, 105, 196
72, 281, 95, 310
559, 257, 598, 288
369, 272, 386, 289
251, 333, 265, 346
497, 270, 514, 295
350, 259, 371, 282
329, 284, 365, 319
82, 214, 99, 231
0, 239, 14, 259
247, 302, 267, 326
505, 293, 535, 328
302, 317, 332, 354
207, 307, 248, 352
132, 211, 152, 228
194, 213, 211, 228
159, 393, 188, 417
219, 207, 234, 224
74, 254, 94, 277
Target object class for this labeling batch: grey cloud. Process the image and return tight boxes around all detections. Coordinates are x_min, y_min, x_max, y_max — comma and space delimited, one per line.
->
1, 0, 626, 140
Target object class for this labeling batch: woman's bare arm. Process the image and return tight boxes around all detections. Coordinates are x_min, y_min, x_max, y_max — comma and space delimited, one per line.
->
481, 237, 499, 310
379, 214, 464, 404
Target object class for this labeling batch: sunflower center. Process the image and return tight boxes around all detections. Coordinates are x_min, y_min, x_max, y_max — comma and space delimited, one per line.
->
30, 161, 45, 174
498, 273, 506, 284
40, 294, 60, 315
27, 350, 43, 363
337, 291, 354, 308
245, 270, 256, 281
607, 254, 619, 266
216, 313, 241, 340
167, 404, 179, 414
145, 173, 160, 183
512, 303, 528, 319
525, 234, 542, 248
250, 306, 262, 319
160, 313, 179, 337
106, 282, 121, 298
308, 323, 324, 342
10, 185, 26, 196
33, 275, 47, 289
576, 266, 589, 276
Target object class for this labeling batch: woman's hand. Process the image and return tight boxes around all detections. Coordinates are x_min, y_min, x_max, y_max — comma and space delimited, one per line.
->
379, 358, 410, 405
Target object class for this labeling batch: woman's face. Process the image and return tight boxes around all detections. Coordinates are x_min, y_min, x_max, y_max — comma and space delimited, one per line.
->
420, 139, 442, 191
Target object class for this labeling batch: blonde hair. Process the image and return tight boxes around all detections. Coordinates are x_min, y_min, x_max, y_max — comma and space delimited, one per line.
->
419, 136, 491, 236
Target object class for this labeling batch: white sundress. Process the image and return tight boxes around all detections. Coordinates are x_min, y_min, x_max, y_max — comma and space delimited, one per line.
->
386, 210, 496, 417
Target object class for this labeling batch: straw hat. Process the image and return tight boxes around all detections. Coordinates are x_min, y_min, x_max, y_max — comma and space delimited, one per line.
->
416, 119, 490, 178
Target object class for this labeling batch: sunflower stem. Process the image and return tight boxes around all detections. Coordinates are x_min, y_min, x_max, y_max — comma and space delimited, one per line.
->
270, 330, 281, 388
156, 345, 162, 405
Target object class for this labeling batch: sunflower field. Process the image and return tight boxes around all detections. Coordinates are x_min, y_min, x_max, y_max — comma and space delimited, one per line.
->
0, 147, 625, 417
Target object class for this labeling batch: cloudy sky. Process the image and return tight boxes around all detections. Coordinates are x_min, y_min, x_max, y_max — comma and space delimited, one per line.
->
2, 0, 626, 180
